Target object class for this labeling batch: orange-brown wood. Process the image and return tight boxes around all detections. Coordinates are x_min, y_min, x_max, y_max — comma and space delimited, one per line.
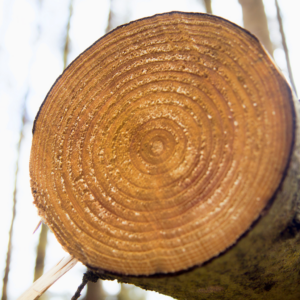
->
30, 12, 295, 276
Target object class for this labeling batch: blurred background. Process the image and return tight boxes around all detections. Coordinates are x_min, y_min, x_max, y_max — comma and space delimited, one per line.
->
0, 0, 299, 299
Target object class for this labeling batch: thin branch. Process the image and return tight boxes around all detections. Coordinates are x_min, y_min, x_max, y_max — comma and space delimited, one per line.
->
71, 270, 99, 300
71, 279, 88, 300
33, 224, 48, 281
63, 0, 74, 70
1, 98, 28, 300
1, 0, 47, 297
275, 0, 298, 96
17, 256, 78, 300
33, 220, 42, 234
203, 0, 212, 14
105, 0, 114, 34
239, 0, 273, 56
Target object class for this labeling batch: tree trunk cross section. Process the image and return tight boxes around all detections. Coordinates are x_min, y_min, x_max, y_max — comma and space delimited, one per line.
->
29, 12, 300, 299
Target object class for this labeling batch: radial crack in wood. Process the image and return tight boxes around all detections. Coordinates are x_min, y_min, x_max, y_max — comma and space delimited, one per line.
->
30, 12, 296, 278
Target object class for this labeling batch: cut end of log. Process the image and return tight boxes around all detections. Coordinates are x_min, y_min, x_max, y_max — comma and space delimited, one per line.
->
29, 12, 295, 276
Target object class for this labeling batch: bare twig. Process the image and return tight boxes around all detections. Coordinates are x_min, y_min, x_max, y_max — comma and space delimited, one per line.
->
17, 256, 78, 300
239, 0, 273, 56
1, 99, 28, 300
33, 220, 42, 234
71, 270, 99, 300
1, 0, 46, 297
63, 0, 73, 70
105, 0, 114, 34
33, 224, 49, 281
275, 0, 297, 96
203, 0, 212, 14
71, 280, 88, 300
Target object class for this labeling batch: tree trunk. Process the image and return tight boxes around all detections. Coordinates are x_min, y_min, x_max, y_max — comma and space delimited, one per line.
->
92, 90, 300, 299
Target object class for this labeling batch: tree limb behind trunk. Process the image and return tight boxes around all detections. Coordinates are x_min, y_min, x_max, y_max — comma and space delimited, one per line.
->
239, 0, 273, 56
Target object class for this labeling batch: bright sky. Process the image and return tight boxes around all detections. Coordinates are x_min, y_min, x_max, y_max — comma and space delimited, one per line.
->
0, 0, 299, 299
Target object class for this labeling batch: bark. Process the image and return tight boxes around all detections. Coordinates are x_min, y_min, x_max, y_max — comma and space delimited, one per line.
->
89, 92, 300, 299
238, 0, 273, 56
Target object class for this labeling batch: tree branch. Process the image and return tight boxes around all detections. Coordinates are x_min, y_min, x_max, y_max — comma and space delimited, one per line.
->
1, 99, 28, 300
275, 0, 297, 96
203, 0, 212, 14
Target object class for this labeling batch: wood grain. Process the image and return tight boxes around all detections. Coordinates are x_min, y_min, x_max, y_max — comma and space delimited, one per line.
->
30, 12, 295, 276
